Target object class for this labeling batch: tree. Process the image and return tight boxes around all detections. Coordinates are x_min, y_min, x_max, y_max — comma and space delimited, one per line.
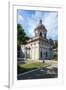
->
49, 39, 58, 49
49, 39, 54, 46
17, 24, 29, 45
53, 40, 58, 49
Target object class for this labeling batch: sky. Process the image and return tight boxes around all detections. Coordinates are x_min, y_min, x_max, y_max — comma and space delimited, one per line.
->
17, 9, 58, 40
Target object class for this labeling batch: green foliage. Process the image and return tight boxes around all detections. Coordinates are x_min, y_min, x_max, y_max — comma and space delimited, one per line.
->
49, 39, 58, 49
53, 54, 58, 60
17, 24, 29, 45
53, 40, 58, 49
49, 39, 54, 46
17, 62, 49, 74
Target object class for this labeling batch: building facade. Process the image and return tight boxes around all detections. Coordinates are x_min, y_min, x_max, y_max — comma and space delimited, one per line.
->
19, 20, 53, 60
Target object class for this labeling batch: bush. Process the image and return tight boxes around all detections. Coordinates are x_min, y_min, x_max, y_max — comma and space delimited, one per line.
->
53, 54, 58, 60
17, 62, 49, 74
17, 64, 37, 74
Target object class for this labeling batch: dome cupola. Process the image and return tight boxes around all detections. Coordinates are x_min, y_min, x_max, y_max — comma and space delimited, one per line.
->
34, 19, 47, 39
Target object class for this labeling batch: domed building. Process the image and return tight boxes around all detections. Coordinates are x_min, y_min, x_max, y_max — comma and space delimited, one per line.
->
20, 20, 53, 60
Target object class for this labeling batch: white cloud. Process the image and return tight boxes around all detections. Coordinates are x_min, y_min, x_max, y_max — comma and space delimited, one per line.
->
27, 11, 58, 40
43, 12, 58, 39
17, 14, 24, 23
26, 11, 45, 36
17, 11, 58, 40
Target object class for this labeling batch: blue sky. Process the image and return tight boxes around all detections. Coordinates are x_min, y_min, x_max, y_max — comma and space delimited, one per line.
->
17, 9, 58, 40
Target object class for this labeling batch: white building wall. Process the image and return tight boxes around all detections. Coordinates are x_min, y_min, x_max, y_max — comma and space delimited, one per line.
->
30, 41, 39, 60
39, 42, 52, 60
20, 40, 53, 60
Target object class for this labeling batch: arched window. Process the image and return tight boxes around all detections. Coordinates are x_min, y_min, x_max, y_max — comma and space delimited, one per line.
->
40, 32, 42, 37
46, 52, 47, 57
40, 51, 42, 58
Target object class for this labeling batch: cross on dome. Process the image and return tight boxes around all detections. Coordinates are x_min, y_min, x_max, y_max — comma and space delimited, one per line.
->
40, 19, 42, 24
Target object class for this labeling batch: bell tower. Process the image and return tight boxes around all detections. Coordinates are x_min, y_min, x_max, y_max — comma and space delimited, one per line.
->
34, 19, 47, 39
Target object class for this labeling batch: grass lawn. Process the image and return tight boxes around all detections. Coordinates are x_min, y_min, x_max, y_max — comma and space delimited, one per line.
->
17, 62, 50, 74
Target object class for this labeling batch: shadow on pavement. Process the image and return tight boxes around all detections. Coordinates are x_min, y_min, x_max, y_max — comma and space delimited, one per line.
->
17, 67, 58, 80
